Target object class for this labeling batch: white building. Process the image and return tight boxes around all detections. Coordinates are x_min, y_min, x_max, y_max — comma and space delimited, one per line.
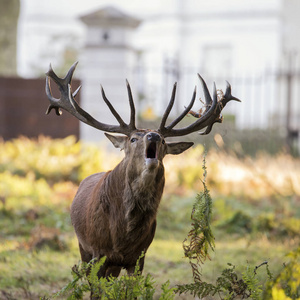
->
17, 0, 300, 141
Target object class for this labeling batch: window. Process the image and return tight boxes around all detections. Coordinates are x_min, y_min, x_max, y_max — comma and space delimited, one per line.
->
102, 31, 110, 42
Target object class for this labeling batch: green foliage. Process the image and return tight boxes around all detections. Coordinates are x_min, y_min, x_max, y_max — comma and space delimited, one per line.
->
0, 136, 116, 184
50, 254, 175, 300
256, 214, 300, 239
176, 262, 264, 299
263, 247, 300, 299
181, 154, 215, 281
213, 197, 300, 240
241, 264, 263, 300
176, 155, 274, 300
218, 210, 252, 234
177, 259, 274, 299
0, 137, 299, 298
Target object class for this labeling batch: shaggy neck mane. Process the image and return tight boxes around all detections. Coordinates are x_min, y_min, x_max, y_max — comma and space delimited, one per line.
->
106, 158, 165, 229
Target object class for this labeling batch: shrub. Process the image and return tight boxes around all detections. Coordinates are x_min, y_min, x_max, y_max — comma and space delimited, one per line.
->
263, 247, 300, 300
48, 255, 175, 300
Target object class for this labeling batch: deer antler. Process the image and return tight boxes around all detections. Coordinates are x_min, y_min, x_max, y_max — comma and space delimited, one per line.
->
46, 62, 240, 138
158, 74, 241, 137
45, 62, 136, 136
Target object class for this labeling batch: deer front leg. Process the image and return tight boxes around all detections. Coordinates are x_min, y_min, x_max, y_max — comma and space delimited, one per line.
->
126, 255, 145, 276
105, 266, 122, 278
79, 243, 93, 263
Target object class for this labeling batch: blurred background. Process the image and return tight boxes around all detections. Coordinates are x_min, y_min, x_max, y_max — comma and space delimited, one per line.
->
0, 1, 300, 299
1, 0, 300, 155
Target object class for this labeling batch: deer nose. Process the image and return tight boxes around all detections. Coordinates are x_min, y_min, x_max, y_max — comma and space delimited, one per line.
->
147, 132, 161, 142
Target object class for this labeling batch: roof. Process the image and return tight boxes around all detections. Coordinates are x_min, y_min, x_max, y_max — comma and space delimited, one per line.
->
79, 6, 141, 28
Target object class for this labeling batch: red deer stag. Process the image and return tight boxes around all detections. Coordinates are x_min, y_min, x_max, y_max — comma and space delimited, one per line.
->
45, 62, 240, 284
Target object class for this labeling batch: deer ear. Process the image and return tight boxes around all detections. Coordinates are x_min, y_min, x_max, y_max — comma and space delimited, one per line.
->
105, 133, 127, 150
166, 142, 194, 155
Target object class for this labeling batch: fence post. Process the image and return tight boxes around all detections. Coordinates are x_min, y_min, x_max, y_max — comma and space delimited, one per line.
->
284, 53, 299, 155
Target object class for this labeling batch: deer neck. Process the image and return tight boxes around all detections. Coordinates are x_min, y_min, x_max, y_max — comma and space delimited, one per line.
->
110, 158, 165, 216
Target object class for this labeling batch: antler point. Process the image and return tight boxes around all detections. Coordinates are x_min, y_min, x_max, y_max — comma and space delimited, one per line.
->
72, 61, 79, 69
45, 106, 51, 115
193, 85, 197, 95
197, 73, 204, 80
232, 97, 242, 102
45, 64, 53, 76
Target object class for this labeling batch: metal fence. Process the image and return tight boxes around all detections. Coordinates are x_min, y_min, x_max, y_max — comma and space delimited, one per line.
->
134, 55, 300, 155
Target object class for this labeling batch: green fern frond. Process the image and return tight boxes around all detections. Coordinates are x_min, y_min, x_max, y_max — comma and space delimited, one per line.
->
87, 257, 106, 284
176, 281, 219, 298
242, 265, 262, 300
176, 154, 271, 300
159, 281, 176, 300
182, 153, 215, 280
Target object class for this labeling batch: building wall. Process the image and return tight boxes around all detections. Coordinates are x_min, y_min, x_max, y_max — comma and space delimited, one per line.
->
79, 47, 138, 141
0, 77, 80, 140
0, 0, 20, 76
15, 0, 300, 137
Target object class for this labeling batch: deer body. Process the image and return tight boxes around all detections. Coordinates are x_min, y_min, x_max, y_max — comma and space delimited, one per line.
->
45, 61, 240, 287
70, 130, 192, 276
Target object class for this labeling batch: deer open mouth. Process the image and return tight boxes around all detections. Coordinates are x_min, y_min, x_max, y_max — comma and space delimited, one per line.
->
146, 142, 157, 159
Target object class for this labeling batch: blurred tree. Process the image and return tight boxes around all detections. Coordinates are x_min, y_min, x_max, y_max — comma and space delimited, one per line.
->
0, 0, 20, 76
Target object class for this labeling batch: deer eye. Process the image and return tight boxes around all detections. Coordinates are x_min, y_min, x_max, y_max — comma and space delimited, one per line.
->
131, 138, 137, 143
162, 139, 165, 145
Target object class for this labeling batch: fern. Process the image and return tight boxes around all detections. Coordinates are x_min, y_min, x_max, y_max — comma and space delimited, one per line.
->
181, 153, 215, 281
51, 262, 89, 299
263, 246, 299, 299
176, 154, 272, 300
176, 281, 219, 298
50, 253, 174, 299
159, 281, 176, 300
242, 265, 262, 300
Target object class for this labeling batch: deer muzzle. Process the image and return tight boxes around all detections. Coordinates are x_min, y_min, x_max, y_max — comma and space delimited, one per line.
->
144, 132, 161, 168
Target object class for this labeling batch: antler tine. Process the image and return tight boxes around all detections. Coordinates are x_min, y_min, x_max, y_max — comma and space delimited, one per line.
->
126, 80, 136, 130
45, 62, 81, 116
45, 62, 137, 136
160, 76, 240, 138
158, 82, 177, 133
197, 74, 213, 107
100, 85, 127, 127
224, 81, 241, 104
187, 81, 219, 132
198, 82, 221, 135
46, 61, 78, 90
164, 86, 197, 130
45, 75, 62, 116
46, 67, 101, 126
73, 85, 82, 98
